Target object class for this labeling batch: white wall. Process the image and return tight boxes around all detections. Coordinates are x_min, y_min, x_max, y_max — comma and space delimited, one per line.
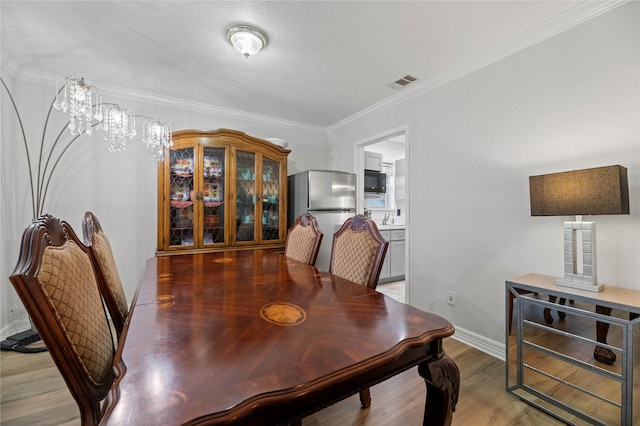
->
328, 3, 639, 346
0, 73, 28, 335
0, 76, 329, 337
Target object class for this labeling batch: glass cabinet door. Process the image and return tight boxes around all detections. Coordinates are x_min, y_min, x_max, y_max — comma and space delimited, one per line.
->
159, 130, 289, 254
235, 150, 256, 243
261, 157, 280, 241
169, 147, 195, 248
201, 147, 226, 246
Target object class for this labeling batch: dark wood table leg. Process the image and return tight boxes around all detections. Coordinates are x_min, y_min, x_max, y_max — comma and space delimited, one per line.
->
557, 297, 567, 319
359, 388, 371, 408
594, 305, 616, 365
544, 295, 557, 324
544, 296, 569, 324
418, 340, 460, 426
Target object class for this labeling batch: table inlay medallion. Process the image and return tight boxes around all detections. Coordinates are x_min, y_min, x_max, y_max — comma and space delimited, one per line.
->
261, 302, 306, 326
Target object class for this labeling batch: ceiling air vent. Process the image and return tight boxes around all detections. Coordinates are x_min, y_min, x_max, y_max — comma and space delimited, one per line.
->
388, 75, 419, 90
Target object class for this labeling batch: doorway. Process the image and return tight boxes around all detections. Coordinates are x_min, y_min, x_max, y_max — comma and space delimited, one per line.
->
356, 128, 409, 302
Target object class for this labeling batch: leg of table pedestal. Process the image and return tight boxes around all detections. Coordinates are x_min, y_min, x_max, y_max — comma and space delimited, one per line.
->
418, 341, 460, 426
594, 305, 616, 365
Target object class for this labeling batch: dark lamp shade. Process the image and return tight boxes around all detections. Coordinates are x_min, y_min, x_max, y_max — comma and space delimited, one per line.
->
530, 165, 629, 216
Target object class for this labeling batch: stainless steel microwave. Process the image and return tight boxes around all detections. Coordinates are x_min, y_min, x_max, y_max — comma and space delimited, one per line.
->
364, 170, 386, 193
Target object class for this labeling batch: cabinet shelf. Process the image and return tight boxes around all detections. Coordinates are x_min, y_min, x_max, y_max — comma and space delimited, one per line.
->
171, 201, 194, 208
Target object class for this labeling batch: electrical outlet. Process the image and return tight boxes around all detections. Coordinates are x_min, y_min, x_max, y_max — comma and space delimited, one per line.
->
447, 291, 456, 306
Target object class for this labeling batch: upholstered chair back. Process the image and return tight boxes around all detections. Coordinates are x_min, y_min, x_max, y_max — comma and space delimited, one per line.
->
83, 211, 128, 340
329, 214, 388, 289
9, 214, 115, 426
285, 213, 323, 266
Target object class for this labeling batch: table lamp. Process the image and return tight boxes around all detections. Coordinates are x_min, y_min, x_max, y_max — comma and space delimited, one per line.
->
529, 165, 629, 292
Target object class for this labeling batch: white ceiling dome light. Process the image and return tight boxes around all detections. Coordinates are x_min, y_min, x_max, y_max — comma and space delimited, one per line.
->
226, 24, 268, 58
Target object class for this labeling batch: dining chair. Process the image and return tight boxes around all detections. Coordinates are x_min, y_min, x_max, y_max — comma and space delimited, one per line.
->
9, 214, 115, 426
82, 211, 129, 340
329, 213, 388, 409
329, 214, 388, 290
284, 212, 323, 266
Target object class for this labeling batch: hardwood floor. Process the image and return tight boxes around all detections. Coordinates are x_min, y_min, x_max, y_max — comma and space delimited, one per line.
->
1, 280, 565, 425
1, 337, 565, 426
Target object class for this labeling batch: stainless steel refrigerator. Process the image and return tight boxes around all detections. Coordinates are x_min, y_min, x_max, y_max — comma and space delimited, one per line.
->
288, 170, 356, 271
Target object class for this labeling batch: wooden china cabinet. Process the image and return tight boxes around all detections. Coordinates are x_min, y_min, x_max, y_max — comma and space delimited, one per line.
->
157, 129, 290, 255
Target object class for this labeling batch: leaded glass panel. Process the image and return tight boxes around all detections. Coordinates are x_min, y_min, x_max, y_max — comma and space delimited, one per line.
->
203, 147, 225, 245
262, 158, 280, 241
169, 148, 194, 247
236, 151, 256, 242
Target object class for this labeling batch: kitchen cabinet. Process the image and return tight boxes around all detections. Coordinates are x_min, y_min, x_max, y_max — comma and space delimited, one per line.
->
390, 240, 405, 277
378, 228, 405, 284
364, 151, 383, 172
157, 129, 290, 255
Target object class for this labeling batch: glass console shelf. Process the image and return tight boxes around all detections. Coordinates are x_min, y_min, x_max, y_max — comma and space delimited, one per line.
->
506, 274, 639, 426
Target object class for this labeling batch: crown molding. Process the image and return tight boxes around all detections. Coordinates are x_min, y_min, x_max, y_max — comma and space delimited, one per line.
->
8, 68, 327, 135
327, 0, 630, 134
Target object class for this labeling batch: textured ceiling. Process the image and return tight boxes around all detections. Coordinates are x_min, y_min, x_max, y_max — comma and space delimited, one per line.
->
1, 1, 594, 128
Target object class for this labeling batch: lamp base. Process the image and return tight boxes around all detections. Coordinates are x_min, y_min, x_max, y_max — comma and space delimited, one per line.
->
556, 278, 604, 292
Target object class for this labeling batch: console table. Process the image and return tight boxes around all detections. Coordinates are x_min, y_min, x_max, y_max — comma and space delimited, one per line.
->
506, 273, 639, 425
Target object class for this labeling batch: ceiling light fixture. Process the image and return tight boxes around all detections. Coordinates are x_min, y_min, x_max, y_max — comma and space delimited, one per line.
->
226, 24, 268, 58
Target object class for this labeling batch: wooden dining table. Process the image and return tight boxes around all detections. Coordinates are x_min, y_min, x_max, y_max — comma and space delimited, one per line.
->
100, 250, 459, 425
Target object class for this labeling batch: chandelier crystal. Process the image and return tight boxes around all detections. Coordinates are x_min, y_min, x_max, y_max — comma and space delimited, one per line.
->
53, 77, 102, 135
142, 119, 173, 160
52, 75, 172, 161
97, 104, 136, 152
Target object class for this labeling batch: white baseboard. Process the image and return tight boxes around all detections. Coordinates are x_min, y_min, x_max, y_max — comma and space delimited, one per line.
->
449, 325, 505, 361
